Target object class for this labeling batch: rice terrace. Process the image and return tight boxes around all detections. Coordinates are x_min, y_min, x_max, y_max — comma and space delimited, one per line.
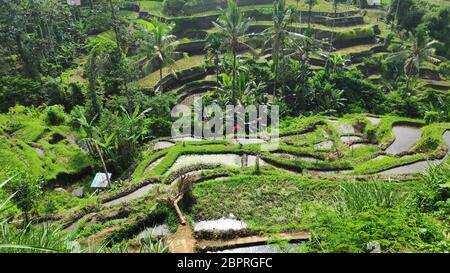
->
0, 0, 450, 257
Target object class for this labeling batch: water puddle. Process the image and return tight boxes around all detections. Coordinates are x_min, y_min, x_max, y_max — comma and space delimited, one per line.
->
307, 169, 352, 175
385, 126, 421, 155
246, 155, 266, 167
367, 117, 381, 125
232, 138, 266, 145
170, 170, 203, 185
144, 157, 164, 173
209, 243, 299, 253
136, 224, 170, 239
349, 143, 372, 148
34, 147, 44, 157
194, 218, 247, 232
103, 183, 158, 207
444, 131, 450, 154
153, 141, 174, 151
168, 154, 242, 173
328, 120, 355, 134
379, 159, 443, 175
64, 220, 81, 232
340, 136, 362, 143
273, 153, 318, 162
373, 155, 387, 160
172, 136, 203, 142
314, 141, 334, 149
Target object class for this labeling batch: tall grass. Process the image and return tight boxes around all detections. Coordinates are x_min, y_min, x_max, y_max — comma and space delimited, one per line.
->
1, 176, 167, 253
411, 162, 450, 214
0, 224, 75, 253
336, 181, 397, 215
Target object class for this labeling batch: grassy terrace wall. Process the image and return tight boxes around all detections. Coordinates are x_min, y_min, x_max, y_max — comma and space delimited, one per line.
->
155, 66, 215, 92
0, 107, 92, 185
174, 0, 274, 16
138, 9, 362, 35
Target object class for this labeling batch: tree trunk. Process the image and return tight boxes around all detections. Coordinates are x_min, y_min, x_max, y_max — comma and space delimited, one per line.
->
232, 49, 237, 105
24, 211, 29, 226
124, 80, 134, 114
93, 141, 111, 186
216, 56, 220, 89
308, 6, 312, 29
109, 0, 122, 51
273, 53, 278, 98
172, 195, 187, 225
15, 34, 39, 80
330, 4, 337, 52
395, 0, 401, 28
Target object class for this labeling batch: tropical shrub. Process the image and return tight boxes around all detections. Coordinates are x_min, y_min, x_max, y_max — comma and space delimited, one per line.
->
303, 204, 449, 253
43, 105, 66, 126
0, 77, 42, 112
410, 164, 450, 219
2, 170, 42, 224
424, 111, 439, 125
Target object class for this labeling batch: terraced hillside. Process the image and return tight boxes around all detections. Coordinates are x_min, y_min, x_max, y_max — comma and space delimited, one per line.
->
50, 114, 450, 253
1, 0, 449, 254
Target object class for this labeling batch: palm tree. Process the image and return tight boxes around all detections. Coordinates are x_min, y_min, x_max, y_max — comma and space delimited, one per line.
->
329, 0, 342, 51
332, 0, 339, 16
295, 0, 302, 28
140, 20, 180, 83
212, 0, 253, 105
306, 0, 317, 30
388, 31, 442, 92
261, 0, 293, 98
86, 52, 101, 121
205, 33, 223, 89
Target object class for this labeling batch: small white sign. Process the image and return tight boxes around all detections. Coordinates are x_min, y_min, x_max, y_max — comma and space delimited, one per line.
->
91, 173, 112, 188
367, 0, 381, 6
67, 0, 81, 6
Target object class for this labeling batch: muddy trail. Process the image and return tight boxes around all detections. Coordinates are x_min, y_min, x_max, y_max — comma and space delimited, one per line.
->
166, 224, 196, 253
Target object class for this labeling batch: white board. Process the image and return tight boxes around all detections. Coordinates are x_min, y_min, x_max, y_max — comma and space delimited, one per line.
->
67, 0, 81, 6
367, 0, 381, 6
91, 173, 112, 188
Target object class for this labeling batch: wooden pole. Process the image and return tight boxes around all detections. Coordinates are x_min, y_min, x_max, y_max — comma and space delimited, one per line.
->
93, 140, 111, 186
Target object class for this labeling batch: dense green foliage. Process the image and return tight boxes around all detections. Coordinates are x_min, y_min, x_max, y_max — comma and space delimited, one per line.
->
0, 0, 449, 253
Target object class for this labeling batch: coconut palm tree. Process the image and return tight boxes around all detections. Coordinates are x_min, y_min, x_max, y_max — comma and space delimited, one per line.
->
294, 0, 302, 28
328, 0, 344, 51
86, 52, 102, 121
262, 0, 312, 98
212, 0, 254, 105
261, 0, 293, 98
388, 31, 442, 91
205, 33, 223, 89
140, 20, 180, 82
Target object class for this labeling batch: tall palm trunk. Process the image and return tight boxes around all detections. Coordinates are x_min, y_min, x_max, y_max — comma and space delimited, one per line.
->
215, 55, 220, 89
93, 140, 111, 187
109, 0, 122, 50
308, 5, 312, 29
329, 3, 338, 52
15, 34, 39, 80
395, 0, 401, 28
109, 0, 135, 113
232, 48, 237, 105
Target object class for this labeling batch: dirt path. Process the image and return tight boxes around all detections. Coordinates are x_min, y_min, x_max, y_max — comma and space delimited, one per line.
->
166, 223, 196, 253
